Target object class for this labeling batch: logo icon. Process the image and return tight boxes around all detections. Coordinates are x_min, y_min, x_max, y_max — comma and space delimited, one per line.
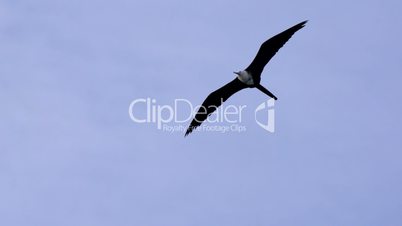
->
254, 98, 275, 133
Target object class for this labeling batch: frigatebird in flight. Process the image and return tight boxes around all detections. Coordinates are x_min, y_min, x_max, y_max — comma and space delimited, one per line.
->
185, 20, 307, 136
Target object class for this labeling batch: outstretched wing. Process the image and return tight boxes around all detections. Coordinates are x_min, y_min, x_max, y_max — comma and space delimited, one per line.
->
185, 78, 247, 136
245, 20, 307, 77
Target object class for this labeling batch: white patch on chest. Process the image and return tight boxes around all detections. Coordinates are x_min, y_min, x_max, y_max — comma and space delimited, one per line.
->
237, 71, 254, 86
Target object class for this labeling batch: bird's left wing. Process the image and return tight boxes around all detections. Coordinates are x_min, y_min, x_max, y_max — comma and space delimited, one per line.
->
245, 20, 307, 76
185, 78, 247, 136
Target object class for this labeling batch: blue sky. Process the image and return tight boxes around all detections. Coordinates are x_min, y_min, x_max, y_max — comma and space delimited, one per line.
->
1, 0, 402, 225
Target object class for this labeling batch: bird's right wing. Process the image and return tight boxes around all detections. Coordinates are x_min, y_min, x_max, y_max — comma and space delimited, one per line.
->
185, 78, 247, 136
245, 20, 307, 76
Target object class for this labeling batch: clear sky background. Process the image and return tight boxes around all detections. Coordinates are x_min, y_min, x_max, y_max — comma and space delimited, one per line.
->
1, 0, 402, 225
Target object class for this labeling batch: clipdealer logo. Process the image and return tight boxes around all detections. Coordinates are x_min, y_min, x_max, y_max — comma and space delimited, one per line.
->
254, 98, 275, 133
128, 98, 275, 134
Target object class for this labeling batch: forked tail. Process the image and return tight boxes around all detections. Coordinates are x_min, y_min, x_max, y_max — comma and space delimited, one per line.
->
256, 84, 278, 100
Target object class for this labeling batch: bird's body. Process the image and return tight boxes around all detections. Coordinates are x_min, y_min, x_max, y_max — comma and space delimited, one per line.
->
236, 70, 255, 86
185, 20, 308, 136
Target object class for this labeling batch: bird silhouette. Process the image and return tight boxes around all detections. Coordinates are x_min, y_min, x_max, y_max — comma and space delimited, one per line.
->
185, 20, 307, 136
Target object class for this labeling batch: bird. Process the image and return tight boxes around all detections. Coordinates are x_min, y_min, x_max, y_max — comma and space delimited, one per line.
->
185, 20, 307, 136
